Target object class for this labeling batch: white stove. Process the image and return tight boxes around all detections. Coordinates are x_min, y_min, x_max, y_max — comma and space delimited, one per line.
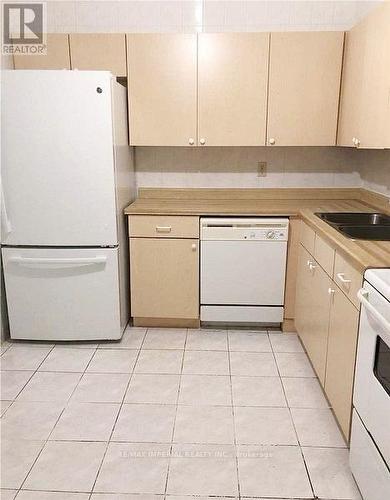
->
350, 268, 390, 500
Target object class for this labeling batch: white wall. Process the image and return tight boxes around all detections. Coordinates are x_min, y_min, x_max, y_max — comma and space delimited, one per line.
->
47, 1, 381, 33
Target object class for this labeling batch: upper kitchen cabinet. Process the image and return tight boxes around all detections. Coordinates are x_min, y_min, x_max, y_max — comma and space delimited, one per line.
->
13, 34, 70, 70
69, 34, 127, 77
338, 3, 390, 148
198, 33, 269, 146
127, 34, 197, 146
267, 32, 344, 146
337, 22, 366, 148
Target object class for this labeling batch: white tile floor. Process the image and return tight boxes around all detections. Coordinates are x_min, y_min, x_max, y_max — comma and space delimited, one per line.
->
0, 327, 362, 500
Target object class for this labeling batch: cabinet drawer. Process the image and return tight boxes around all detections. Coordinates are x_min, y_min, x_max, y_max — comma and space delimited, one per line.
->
333, 252, 362, 309
129, 215, 199, 238
314, 235, 335, 277
300, 222, 315, 255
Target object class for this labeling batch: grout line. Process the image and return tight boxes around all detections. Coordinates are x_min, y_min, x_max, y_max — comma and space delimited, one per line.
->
1, 343, 56, 412
89, 327, 148, 495
163, 327, 188, 496
15, 343, 85, 495
269, 334, 316, 499
227, 329, 241, 498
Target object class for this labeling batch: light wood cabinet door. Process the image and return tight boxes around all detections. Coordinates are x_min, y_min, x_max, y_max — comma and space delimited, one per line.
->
356, 3, 390, 148
13, 34, 70, 69
127, 34, 197, 146
130, 238, 199, 319
267, 32, 344, 146
337, 25, 366, 147
325, 286, 359, 440
69, 34, 126, 77
198, 33, 269, 146
338, 3, 390, 148
295, 245, 332, 384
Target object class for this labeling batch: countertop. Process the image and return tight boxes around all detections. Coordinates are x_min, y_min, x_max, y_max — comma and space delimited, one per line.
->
124, 188, 390, 272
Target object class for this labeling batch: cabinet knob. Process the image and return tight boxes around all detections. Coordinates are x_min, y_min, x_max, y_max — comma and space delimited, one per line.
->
328, 288, 335, 295
269, 138, 276, 145
355, 138, 360, 147
200, 138, 206, 145
188, 138, 195, 145
191, 243, 197, 251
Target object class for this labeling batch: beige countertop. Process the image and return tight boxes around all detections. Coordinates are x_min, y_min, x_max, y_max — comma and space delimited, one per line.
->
124, 188, 390, 272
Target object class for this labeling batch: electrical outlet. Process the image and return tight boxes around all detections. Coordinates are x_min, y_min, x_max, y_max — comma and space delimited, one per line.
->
257, 161, 267, 177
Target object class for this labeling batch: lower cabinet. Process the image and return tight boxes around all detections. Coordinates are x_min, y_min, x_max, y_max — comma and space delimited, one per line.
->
295, 236, 361, 441
130, 237, 199, 320
325, 286, 359, 439
295, 245, 332, 385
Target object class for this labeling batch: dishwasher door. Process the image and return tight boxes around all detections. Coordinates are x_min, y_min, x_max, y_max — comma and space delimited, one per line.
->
200, 218, 288, 323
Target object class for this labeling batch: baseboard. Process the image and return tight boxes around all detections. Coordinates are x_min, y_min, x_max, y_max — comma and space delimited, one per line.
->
133, 317, 200, 328
282, 318, 297, 332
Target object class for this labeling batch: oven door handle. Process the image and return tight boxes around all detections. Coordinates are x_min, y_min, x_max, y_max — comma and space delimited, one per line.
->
358, 288, 390, 337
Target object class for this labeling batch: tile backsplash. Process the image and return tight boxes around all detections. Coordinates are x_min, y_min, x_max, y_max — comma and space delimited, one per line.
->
356, 150, 390, 197
134, 146, 360, 188
134, 146, 390, 196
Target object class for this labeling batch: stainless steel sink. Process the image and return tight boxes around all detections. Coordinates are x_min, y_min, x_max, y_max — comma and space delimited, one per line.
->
316, 212, 390, 226
337, 225, 390, 241
315, 212, 390, 241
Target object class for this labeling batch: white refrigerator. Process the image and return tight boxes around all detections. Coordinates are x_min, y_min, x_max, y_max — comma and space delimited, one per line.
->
1, 70, 136, 341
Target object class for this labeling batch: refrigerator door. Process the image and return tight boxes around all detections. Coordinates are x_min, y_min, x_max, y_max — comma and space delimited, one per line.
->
2, 247, 122, 340
1, 70, 117, 246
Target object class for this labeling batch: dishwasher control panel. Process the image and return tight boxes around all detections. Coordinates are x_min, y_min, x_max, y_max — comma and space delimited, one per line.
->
201, 218, 289, 241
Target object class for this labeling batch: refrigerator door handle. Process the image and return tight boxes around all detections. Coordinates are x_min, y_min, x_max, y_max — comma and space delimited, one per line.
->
9, 256, 107, 268
1, 183, 12, 236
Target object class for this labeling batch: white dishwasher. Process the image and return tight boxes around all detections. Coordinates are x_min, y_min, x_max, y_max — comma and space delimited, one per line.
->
200, 217, 289, 325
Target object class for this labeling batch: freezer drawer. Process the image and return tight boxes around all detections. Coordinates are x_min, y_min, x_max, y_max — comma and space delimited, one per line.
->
2, 247, 122, 341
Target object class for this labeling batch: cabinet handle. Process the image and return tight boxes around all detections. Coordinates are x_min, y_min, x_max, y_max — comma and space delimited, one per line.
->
191, 243, 197, 251
188, 138, 195, 145
336, 272, 352, 284
200, 138, 206, 145
328, 288, 335, 295
269, 138, 276, 145
307, 259, 316, 271
156, 226, 172, 233
355, 138, 360, 147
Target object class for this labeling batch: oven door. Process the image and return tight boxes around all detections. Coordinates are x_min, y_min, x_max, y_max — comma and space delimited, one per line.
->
354, 281, 390, 465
